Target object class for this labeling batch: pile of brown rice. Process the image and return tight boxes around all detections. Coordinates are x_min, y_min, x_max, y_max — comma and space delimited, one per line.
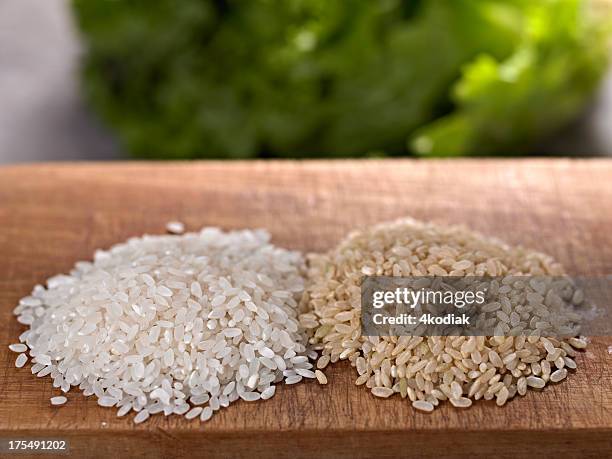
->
299, 218, 587, 411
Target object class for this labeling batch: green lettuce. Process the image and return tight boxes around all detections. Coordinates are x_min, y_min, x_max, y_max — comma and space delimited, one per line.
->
72, 0, 609, 158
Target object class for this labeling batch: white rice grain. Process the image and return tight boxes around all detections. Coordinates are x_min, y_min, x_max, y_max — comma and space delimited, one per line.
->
166, 221, 185, 234
50, 396, 67, 406
200, 406, 213, 422
134, 410, 150, 424
8, 343, 27, 353
15, 353, 27, 368
185, 407, 203, 420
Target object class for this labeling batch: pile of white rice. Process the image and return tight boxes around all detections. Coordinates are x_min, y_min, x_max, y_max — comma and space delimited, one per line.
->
299, 218, 587, 411
11, 227, 316, 423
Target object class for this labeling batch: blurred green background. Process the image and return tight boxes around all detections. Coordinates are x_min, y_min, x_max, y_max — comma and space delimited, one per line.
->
71, 0, 612, 159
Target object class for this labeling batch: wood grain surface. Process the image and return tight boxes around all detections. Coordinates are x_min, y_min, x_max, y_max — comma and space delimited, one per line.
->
0, 159, 611, 459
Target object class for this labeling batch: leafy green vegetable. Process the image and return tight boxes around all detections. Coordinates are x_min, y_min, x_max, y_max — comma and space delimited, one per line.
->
72, 0, 609, 158
411, 0, 611, 155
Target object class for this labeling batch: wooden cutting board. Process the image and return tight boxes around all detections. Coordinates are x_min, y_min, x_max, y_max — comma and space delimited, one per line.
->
0, 160, 611, 459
